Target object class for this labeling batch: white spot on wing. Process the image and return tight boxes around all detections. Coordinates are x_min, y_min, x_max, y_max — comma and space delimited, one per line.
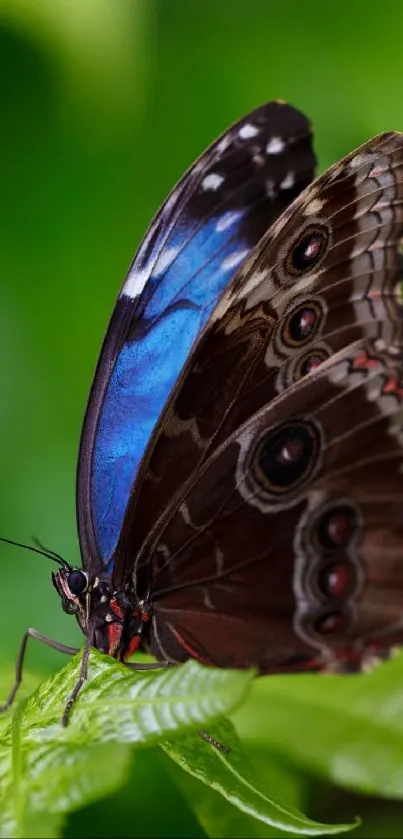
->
350, 151, 376, 170
239, 267, 267, 299
221, 249, 249, 272
154, 245, 181, 275
280, 171, 295, 190
201, 173, 224, 191
266, 136, 285, 154
216, 210, 243, 232
121, 266, 150, 300
304, 197, 325, 216
239, 123, 259, 139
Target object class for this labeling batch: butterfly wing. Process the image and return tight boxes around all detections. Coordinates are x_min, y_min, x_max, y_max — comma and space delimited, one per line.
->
77, 101, 316, 572
140, 340, 403, 672
115, 131, 403, 575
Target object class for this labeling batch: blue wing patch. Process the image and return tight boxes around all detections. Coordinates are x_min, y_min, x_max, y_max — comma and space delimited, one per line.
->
77, 101, 316, 569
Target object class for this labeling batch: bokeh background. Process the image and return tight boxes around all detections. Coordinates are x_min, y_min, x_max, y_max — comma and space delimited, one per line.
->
2, 0, 403, 836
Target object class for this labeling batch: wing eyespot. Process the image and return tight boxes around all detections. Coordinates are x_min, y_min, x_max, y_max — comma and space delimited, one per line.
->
317, 561, 354, 599
253, 419, 321, 495
282, 300, 324, 348
295, 348, 330, 379
315, 505, 357, 551
284, 222, 330, 277
275, 345, 331, 392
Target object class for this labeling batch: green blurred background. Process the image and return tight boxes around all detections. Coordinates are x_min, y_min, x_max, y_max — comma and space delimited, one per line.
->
2, 0, 403, 835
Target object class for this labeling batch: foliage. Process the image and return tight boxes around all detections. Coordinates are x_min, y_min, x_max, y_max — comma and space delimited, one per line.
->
0, 653, 356, 838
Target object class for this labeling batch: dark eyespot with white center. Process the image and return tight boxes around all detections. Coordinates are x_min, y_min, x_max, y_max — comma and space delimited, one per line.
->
285, 223, 329, 277
282, 300, 324, 348
294, 349, 329, 380
317, 561, 354, 600
253, 419, 321, 494
316, 505, 357, 551
67, 569, 88, 596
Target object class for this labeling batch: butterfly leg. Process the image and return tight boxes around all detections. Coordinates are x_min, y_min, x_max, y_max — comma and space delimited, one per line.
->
61, 635, 94, 726
61, 653, 174, 727
0, 628, 79, 712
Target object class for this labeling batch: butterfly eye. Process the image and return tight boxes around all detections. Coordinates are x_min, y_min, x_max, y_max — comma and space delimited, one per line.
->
316, 506, 357, 550
67, 569, 88, 596
285, 223, 329, 277
254, 419, 321, 494
283, 300, 324, 347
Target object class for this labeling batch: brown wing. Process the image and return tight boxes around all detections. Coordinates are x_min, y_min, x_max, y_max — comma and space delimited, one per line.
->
114, 132, 403, 579
141, 340, 403, 673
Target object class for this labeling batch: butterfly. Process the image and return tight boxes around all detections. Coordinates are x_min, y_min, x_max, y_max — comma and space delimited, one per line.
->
3, 100, 403, 724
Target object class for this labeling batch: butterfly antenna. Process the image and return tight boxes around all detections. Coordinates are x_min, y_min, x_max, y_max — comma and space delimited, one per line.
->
0, 535, 70, 569
30, 536, 69, 566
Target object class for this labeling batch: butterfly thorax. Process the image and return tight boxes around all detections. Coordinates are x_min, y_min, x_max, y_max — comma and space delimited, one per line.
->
52, 567, 151, 659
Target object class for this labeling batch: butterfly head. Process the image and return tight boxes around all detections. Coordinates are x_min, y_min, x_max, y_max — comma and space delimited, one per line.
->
52, 566, 147, 658
51, 565, 90, 619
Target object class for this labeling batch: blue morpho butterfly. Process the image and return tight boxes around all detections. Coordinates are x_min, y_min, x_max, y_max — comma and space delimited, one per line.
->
4, 100, 403, 726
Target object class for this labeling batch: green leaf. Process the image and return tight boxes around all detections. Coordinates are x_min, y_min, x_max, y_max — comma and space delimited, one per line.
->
0, 652, 253, 836
233, 652, 403, 799
0, 697, 131, 839
162, 719, 356, 836
22, 651, 253, 744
